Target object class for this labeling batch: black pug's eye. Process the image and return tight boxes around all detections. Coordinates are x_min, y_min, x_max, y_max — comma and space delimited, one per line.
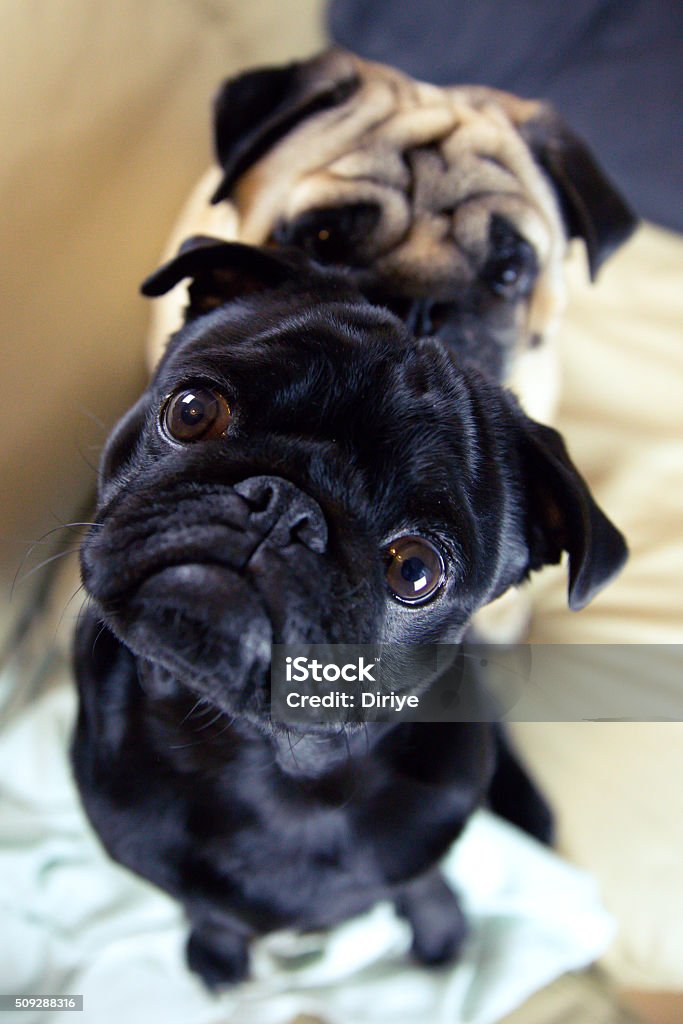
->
161, 387, 232, 443
480, 214, 538, 299
385, 536, 446, 605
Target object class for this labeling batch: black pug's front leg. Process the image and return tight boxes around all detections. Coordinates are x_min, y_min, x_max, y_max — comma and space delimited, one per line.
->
395, 868, 467, 966
185, 912, 251, 990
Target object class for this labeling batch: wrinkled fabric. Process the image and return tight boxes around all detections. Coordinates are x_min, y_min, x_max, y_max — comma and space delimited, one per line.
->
0, 660, 612, 1024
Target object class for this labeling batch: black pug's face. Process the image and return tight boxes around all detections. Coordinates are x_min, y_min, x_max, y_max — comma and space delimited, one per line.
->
79, 238, 626, 727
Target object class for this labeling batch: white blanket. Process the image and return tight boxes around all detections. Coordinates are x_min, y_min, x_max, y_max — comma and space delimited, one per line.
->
0, 654, 613, 1024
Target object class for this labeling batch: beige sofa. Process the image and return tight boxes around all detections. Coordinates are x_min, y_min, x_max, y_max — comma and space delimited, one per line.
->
2, 3, 681, 1020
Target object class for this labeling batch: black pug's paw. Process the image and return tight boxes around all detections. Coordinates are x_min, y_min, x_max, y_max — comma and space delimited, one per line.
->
395, 869, 468, 966
186, 921, 250, 989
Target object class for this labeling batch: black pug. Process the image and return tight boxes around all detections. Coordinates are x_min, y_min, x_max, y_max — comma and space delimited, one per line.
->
72, 237, 626, 988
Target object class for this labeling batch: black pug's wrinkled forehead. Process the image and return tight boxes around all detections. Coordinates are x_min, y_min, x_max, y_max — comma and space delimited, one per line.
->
81, 238, 626, 715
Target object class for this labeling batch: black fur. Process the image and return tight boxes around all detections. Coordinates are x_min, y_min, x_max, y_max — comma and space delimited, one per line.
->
72, 241, 626, 987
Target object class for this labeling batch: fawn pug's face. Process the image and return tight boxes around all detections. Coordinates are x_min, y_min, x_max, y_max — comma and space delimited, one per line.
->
201, 49, 636, 383
80, 239, 627, 726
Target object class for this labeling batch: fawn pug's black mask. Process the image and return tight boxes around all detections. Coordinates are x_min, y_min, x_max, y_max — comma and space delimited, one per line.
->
78, 237, 627, 728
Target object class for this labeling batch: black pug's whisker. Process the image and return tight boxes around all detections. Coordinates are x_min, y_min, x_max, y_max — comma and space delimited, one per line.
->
178, 696, 210, 728
18, 520, 98, 551
11, 546, 82, 600
53, 583, 87, 642
73, 591, 95, 639
191, 706, 228, 733
206, 714, 237, 741
192, 701, 222, 720
76, 442, 100, 476
287, 730, 310, 753
91, 620, 109, 658
286, 731, 302, 772
3, 533, 88, 548
168, 712, 236, 750
75, 403, 110, 435
47, 518, 101, 533
11, 521, 99, 598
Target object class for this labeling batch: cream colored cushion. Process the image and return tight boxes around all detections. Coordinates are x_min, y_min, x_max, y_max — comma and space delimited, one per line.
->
513, 224, 683, 989
527, 225, 683, 645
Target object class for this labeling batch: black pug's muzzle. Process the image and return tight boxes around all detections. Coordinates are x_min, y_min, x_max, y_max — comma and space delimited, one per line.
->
85, 462, 391, 715
83, 471, 337, 721
72, 238, 627, 989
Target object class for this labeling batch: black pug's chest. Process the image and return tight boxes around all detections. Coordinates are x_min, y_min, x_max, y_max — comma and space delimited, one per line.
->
71, 625, 488, 941
180, 776, 389, 934
82, 717, 483, 937
178, 746, 483, 934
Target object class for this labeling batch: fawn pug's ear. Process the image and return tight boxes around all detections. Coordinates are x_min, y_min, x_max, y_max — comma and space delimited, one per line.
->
140, 235, 311, 319
516, 412, 627, 609
520, 106, 638, 279
211, 48, 360, 204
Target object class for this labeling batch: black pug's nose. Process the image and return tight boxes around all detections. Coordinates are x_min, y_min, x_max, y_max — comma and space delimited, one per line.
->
234, 476, 328, 554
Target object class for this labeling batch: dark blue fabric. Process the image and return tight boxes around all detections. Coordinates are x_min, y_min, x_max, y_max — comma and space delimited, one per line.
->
328, 0, 683, 231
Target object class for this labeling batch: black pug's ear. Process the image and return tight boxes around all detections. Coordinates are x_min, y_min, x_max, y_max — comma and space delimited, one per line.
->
521, 107, 638, 279
211, 48, 360, 203
140, 235, 305, 319
518, 416, 627, 610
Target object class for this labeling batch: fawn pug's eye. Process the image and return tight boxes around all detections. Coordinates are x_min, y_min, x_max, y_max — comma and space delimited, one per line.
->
161, 387, 232, 443
272, 203, 382, 266
481, 215, 538, 298
385, 536, 446, 605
